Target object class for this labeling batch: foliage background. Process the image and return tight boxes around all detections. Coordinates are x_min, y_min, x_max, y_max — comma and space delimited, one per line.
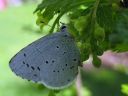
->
0, 0, 128, 96
35, 0, 128, 67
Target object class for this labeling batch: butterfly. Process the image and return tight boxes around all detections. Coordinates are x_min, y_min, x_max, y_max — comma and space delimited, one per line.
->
9, 25, 81, 89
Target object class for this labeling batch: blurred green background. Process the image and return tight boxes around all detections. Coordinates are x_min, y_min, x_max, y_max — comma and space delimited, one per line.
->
0, 3, 47, 96
0, 1, 128, 96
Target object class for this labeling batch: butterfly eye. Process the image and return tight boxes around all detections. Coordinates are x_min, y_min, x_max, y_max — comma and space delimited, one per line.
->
61, 25, 66, 30
60, 25, 67, 32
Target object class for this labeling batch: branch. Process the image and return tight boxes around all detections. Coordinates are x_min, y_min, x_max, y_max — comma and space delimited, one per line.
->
76, 70, 83, 96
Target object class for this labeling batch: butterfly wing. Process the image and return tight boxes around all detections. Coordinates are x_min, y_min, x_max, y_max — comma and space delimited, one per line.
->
9, 34, 58, 82
9, 30, 81, 89
36, 31, 81, 89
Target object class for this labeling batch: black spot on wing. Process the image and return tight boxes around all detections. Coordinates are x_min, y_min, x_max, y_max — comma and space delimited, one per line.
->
24, 53, 26, 57
45, 61, 48, 64
63, 51, 66, 55
67, 79, 70, 82
73, 59, 77, 61
37, 67, 40, 71
52, 60, 55, 63
57, 70, 60, 73
56, 46, 59, 48
26, 64, 29, 67
23, 61, 25, 64
31, 66, 35, 70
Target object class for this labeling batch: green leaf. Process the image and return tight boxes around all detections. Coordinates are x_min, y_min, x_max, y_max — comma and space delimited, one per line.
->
80, 43, 90, 61
96, 3, 114, 31
79, 13, 95, 42
113, 44, 128, 52
121, 84, 128, 95
34, 0, 128, 68
68, 23, 80, 41
94, 23, 105, 42
35, 0, 96, 33
48, 90, 56, 96
90, 36, 104, 56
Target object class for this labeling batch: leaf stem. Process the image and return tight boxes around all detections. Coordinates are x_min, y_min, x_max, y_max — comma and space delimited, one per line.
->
90, 0, 100, 52
49, 12, 65, 33
90, 0, 100, 31
92, 0, 100, 21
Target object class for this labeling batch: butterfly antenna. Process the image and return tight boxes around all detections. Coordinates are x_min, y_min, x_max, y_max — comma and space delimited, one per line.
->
40, 21, 67, 31
40, 21, 54, 28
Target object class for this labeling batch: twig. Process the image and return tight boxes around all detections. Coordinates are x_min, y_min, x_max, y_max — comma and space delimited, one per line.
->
76, 69, 83, 96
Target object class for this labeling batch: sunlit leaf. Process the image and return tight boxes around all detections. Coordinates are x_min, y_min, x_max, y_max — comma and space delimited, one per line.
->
121, 84, 128, 95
